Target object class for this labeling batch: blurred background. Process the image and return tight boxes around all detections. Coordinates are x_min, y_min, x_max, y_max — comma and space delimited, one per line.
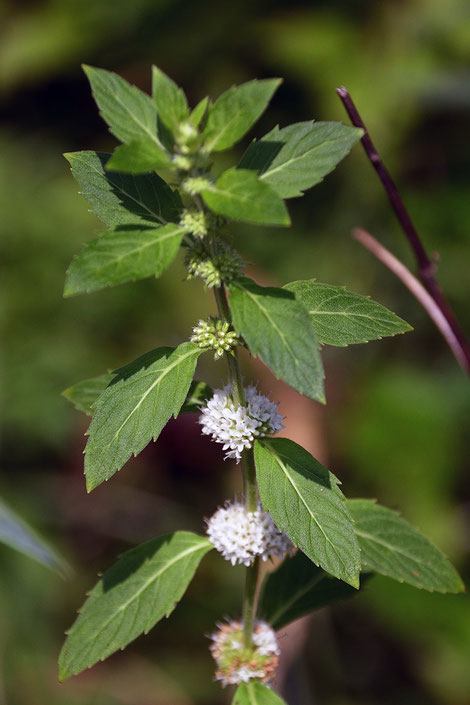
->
1, 0, 470, 703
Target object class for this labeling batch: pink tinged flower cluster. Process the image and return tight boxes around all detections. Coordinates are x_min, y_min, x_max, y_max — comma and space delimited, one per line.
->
206, 499, 293, 566
198, 384, 284, 461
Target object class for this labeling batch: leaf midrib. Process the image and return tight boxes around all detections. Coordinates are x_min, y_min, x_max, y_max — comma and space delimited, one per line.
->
261, 134, 351, 180
88, 225, 184, 269
267, 570, 325, 627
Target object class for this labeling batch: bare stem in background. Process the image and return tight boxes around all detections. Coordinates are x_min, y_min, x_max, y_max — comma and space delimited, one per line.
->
353, 228, 469, 373
337, 86, 470, 373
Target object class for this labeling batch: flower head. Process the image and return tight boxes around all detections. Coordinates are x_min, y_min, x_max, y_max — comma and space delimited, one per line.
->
199, 384, 284, 461
190, 317, 240, 359
210, 619, 280, 686
206, 499, 293, 566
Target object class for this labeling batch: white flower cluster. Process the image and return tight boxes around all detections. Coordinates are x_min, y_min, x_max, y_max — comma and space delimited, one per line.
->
210, 619, 280, 686
206, 499, 293, 566
199, 384, 284, 461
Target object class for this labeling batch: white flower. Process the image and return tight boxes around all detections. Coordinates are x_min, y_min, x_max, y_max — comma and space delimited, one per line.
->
206, 499, 293, 566
210, 619, 280, 686
199, 384, 284, 461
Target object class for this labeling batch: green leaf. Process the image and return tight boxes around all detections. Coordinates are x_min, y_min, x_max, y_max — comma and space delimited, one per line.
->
348, 499, 465, 593
260, 551, 363, 630
64, 223, 186, 296
62, 373, 113, 416
254, 438, 361, 587
229, 277, 324, 401
233, 682, 287, 705
189, 96, 209, 128
64, 151, 181, 227
84, 343, 202, 491
203, 78, 281, 152
0, 498, 68, 576
284, 280, 412, 347
201, 169, 289, 226
59, 531, 212, 680
152, 65, 189, 131
83, 65, 164, 149
239, 121, 363, 198
106, 140, 172, 173
180, 380, 213, 413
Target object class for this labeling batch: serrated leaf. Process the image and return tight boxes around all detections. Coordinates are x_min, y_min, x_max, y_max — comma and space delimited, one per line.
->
106, 140, 172, 173
201, 169, 289, 226
83, 65, 165, 150
189, 96, 209, 128
348, 499, 465, 593
233, 682, 287, 705
152, 65, 189, 131
260, 551, 363, 630
62, 373, 114, 415
84, 343, 202, 491
203, 78, 281, 152
0, 498, 67, 576
229, 277, 324, 401
65, 151, 181, 227
64, 223, 186, 296
239, 121, 362, 198
254, 438, 361, 587
180, 380, 213, 413
284, 280, 412, 347
59, 531, 212, 680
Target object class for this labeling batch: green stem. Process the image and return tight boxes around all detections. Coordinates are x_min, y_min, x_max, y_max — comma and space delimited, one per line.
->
242, 556, 260, 648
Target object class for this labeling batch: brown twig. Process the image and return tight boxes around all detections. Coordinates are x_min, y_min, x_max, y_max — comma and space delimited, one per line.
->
337, 86, 470, 373
353, 229, 469, 373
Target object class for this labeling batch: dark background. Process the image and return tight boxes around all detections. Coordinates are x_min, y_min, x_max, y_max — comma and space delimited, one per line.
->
1, 1, 469, 703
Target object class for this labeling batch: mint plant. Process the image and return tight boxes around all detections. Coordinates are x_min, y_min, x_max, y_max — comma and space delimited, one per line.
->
59, 66, 464, 702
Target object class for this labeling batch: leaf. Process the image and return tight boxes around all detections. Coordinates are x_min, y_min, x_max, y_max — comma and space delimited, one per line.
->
64, 151, 181, 227
203, 78, 281, 152
229, 277, 324, 401
284, 280, 412, 346
84, 343, 202, 491
260, 551, 363, 630
201, 169, 289, 226
254, 438, 361, 587
239, 121, 363, 198
233, 682, 287, 705
106, 140, 172, 173
59, 531, 212, 680
189, 96, 209, 128
62, 373, 113, 415
152, 65, 189, 131
83, 65, 165, 149
180, 381, 213, 413
64, 223, 186, 296
0, 498, 67, 576
348, 499, 465, 593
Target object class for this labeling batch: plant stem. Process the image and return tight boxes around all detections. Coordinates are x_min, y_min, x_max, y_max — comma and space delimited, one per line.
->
242, 556, 260, 648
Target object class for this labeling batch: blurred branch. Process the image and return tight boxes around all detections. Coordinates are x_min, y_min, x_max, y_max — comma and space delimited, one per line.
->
353, 228, 469, 373
337, 86, 470, 374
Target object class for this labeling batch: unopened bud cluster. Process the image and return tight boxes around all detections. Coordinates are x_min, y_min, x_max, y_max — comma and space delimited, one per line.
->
185, 239, 243, 288
210, 620, 280, 686
182, 175, 213, 195
180, 208, 211, 238
206, 499, 293, 566
191, 318, 240, 359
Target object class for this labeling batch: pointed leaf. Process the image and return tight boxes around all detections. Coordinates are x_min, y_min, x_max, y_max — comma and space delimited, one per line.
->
180, 380, 213, 413
59, 531, 212, 680
190, 96, 209, 128
255, 438, 361, 587
106, 140, 172, 173
201, 169, 289, 226
284, 280, 412, 346
233, 682, 287, 705
64, 223, 186, 296
62, 373, 113, 415
65, 151, 181, 227
0, 498, 67, 576
152, 65, 189, 131
85, 343, 202, 491
239, 121, 362, 198
349, 499, 465, 593
83, 65, 164, 149
260, 551, 363, 630
203, 78, 281, 152
229, 277, 324, 401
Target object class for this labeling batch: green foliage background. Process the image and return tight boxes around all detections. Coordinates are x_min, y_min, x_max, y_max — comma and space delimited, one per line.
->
0, 1, 469, 703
